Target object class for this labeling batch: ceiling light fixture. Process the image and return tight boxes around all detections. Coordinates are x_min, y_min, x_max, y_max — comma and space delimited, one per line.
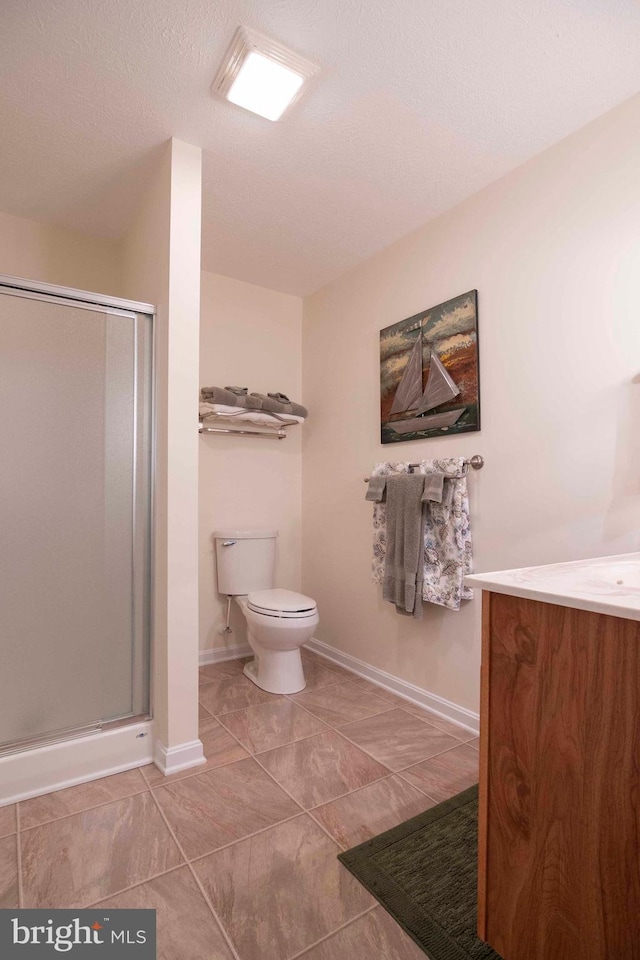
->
212, 27, 318, 121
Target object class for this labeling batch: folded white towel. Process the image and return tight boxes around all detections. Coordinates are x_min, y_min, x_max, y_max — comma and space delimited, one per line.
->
199, 402, 304, 426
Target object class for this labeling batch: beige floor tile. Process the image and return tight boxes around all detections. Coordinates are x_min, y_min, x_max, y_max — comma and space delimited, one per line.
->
199, 657, 250, 684
258, 730, 388, 808
0, 804, 16, 838
142, 719, 249, 787
399, 743, 479, 802
219, 698, 328, 754
0, 835, 19, 908
311, 775, 434, 849
339, 709, 460, 771
292, 681, 394, 726
153, 757, 299, 859
301, 647, 335, 665
346, 677, 410, 707
299, 906, 426, 960
400, 701, 477, 740
194, 815, 373, 960
198, 672, 280, 715
301, 650, 356, 679
467, 737, 480, 750
95, 866, 235, 960
299, 658, 354, 691
20, 768, 148, 830
199, 702, 213, 721
21, 792, 183, 908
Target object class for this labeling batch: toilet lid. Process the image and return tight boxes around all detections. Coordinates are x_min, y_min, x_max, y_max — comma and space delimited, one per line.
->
247, 588, 317, 619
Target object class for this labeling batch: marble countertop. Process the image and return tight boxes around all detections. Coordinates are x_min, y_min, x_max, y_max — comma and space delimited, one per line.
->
465, 552, 640, 621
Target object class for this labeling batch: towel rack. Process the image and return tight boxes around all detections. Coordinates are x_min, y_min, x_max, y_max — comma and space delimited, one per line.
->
199, 419, 289, 440
198, 403, 303, 440
364, 454, 484, 481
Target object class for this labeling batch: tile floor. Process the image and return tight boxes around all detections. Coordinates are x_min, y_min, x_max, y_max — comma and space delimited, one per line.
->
0, 650, 479, 959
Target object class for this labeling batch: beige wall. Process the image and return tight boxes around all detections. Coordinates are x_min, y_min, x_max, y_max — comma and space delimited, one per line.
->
0, 210, 122, 294
199, 272, 303, 652
302, 94, 640, 714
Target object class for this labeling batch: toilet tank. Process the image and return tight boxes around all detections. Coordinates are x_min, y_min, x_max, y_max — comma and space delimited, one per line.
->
214, 529, 277, 596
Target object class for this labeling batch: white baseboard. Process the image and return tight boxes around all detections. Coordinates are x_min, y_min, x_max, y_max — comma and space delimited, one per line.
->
153, 738, 206, 776
304, 638, 479, 736
198, 637, 479, 736
199, 643, 252, 666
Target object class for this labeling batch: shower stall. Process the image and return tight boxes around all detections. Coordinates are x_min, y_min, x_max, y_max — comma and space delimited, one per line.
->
0, 274, 154, 804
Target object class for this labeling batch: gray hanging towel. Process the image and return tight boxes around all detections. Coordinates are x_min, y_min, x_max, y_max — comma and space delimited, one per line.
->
382, 474, 426, 620
365, 476, 387, 502
422, 470, 445, 503
370, 461, 412, 584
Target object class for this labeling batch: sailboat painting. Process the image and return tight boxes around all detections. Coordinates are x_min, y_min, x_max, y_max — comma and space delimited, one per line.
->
380, 290, 480, 444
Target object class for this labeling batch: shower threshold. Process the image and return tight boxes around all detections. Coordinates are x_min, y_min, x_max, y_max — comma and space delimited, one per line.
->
0, 714, 150, 758
0, 722, 102, 758
0, 716, 154, 806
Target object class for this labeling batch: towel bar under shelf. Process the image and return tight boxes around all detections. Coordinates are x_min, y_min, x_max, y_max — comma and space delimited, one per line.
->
198, 420, 288, 440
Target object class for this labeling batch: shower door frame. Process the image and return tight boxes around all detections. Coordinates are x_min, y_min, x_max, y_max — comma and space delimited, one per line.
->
0, 273, 157, 805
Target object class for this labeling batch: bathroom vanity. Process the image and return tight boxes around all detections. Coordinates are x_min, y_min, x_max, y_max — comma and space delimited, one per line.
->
466, 554, 640, 960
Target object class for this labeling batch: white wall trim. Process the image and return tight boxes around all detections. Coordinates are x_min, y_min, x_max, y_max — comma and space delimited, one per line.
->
153, 738, 205, 776
199, 643, 252, 666
305, 638, 479, 735
0, 720, 154, 807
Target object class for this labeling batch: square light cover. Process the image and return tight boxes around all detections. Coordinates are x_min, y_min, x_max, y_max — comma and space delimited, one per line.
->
212, 28, 318, 121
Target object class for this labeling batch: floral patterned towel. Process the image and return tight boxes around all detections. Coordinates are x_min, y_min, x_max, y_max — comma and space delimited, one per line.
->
370, 458, 473, 611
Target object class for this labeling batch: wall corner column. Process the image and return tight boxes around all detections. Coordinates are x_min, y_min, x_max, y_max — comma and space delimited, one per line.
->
122, 137, 203, 773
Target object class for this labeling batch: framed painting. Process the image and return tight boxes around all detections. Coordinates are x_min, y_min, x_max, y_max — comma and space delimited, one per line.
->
380, 290, 480, 443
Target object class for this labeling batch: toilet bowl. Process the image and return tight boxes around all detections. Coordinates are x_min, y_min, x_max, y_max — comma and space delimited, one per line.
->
213, 530, 319, 695
236, 590, 319, 694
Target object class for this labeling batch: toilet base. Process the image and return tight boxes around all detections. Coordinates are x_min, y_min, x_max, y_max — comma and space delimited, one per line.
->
243, 650, 306, 695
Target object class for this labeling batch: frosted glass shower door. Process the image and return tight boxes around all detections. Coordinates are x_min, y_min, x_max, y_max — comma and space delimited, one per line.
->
0, 290, 152, 751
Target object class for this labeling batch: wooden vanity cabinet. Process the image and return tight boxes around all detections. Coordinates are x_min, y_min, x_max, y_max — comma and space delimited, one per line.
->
477, 591, 640, 960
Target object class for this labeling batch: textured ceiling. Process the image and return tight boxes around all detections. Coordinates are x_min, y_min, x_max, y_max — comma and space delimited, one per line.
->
2, 0, 640, 295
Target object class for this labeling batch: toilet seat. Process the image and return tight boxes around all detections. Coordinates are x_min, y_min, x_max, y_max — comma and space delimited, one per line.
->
247, 588, 317, 619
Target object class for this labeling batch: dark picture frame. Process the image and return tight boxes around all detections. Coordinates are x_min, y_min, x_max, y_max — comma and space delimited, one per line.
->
380, 290, 480, 444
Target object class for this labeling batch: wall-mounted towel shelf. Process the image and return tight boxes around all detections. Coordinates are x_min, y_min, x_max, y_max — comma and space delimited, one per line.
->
364, 454, 484, 481
198, 408, 300, 440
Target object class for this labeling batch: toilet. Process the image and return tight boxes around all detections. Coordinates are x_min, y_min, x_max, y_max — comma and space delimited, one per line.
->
214, 529, 319, 694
